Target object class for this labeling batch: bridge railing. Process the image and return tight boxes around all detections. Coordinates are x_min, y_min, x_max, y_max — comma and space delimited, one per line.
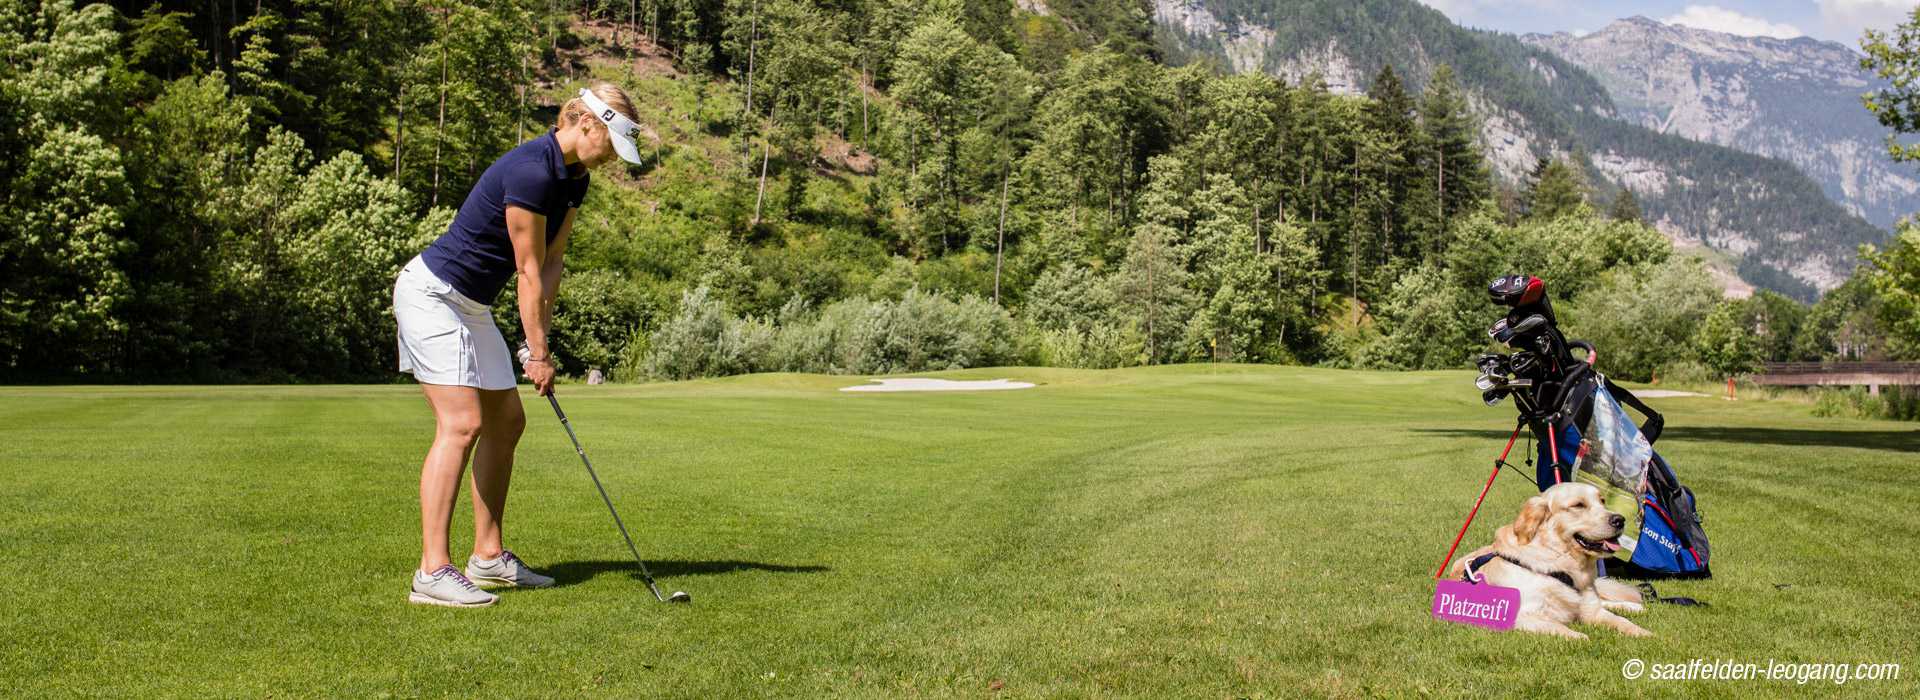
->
1758, 362, 1920, 375
1751, 362, 1920, 393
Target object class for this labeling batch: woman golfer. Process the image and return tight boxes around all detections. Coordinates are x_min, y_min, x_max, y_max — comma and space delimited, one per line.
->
392, 83, 645, 607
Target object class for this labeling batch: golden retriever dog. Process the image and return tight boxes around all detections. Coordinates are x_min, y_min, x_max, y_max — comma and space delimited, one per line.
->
1449, 482, 1651, 639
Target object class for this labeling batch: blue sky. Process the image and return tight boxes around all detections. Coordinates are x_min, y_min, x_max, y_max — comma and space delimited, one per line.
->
1417, 1, 1919, 47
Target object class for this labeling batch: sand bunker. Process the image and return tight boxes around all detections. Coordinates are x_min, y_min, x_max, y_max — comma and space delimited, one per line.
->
840, 378, 1036, 393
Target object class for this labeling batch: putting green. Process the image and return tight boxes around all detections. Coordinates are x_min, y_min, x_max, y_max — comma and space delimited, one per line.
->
2, 366, 1914, 697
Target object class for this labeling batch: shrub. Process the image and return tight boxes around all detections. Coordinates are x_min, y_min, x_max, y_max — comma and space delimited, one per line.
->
1372, 263, 1482, 370
553, 268, 652, 374
641, 286, 773, 380
1813, 386, 1920, 421
1651, 359, 1717, 385
609, 328, 650, 383
822, 289, 1014, 374
1028, 322, 1145, 369
1691, 299, 1763, 378
1024, 264, 1115, 332
1562, 258, 1721, 382
635, 286, 1014, 379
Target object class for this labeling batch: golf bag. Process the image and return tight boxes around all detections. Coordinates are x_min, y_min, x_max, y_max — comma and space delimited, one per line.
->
1477, 275, 1711, 579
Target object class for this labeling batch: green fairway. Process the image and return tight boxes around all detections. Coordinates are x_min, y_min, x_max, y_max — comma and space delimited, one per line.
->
2, 366, 1914, 697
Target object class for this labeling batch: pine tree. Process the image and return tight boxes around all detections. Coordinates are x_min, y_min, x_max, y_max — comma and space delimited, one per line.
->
1526, 158, 1587, 220
1418, 64, 1489, 251
1364, 65, 1417, 267
1608, 188, 1643, 224
1114, 155, 1195, 363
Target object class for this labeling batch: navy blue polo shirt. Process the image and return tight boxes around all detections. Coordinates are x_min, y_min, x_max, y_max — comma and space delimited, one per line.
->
420, 130, 590, 304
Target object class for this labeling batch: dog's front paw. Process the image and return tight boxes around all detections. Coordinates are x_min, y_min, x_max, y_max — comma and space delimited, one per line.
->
1603, 601, 1647, 615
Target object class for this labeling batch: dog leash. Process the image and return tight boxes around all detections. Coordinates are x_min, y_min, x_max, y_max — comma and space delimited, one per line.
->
1637, 582, 1708, 607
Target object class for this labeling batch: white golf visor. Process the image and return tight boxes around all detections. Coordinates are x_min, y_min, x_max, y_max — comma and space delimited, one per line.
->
578, 88, 643, 164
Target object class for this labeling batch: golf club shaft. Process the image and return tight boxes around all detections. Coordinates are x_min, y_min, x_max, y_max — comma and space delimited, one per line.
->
545, 393, 668, 603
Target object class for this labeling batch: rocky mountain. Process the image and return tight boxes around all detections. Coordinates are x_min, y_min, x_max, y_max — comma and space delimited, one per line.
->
1152, 0, 1615, 181
1523, 16, 1920, 230
1149, 0, 1890, 299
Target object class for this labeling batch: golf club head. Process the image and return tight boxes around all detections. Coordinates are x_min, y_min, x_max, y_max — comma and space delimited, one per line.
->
1489, 314, 1551, 348
1490, 274, 1557, 322
1481, 388, 1508, 406
668, 590, 692, 603
1486, 317, 1512, 345
1474, 373, 1503, 392
1474, 352, 1509, 374
1509, 350, 1540, 377
1510, 314, 1548, 335
1488, 274, 1545, 308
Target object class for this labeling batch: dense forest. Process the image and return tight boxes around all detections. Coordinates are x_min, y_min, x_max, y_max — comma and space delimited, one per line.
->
2, 0, 1916, 392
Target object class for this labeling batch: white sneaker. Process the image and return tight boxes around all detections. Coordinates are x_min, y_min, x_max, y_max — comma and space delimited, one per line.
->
465, 550, 556, 589
409, 565, 499, 608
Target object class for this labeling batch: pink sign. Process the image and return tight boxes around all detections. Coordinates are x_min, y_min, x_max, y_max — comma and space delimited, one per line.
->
1432, 579, 1519, 631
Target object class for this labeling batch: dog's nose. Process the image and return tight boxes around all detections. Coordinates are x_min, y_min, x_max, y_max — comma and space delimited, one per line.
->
1608, 513, 1625, 529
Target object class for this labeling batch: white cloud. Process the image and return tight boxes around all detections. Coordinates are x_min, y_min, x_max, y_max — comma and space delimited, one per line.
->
1663, 5, 1804, 39
1817, 1, 1920, 44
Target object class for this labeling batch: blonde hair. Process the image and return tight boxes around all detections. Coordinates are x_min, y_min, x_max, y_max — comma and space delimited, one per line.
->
557, 82, 640, 130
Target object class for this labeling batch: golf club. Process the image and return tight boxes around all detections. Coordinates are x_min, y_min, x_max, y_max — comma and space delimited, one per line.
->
520, 345, 690, 604
1509, 314, 1548, 336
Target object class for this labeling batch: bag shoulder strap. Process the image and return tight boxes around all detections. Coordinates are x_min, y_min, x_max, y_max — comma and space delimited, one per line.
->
1602, 377, 1664, 444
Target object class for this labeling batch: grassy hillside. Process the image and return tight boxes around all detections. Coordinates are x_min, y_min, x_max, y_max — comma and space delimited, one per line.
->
518, 22, 921, 335
4, 366, 1915, 696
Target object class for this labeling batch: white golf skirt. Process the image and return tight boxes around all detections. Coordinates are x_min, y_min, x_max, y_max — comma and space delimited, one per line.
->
393, 256, 517, 390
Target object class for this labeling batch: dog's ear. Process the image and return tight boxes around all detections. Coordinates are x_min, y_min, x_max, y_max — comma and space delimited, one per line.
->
1508, 495, 1551, 544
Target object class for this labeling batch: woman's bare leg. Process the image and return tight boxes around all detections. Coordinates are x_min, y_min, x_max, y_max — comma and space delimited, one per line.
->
419, 383, 485, 572
469, 387, 526, 561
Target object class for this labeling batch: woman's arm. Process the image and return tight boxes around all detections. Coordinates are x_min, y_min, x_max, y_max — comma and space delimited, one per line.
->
540, 209, 575, 317
507, 205, 555, 394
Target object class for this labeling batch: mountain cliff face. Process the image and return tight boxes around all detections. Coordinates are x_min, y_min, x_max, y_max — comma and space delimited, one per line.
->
1523, 16, 1920, 230
1149, 0, 1888, 298
1151, 0, 1612, 184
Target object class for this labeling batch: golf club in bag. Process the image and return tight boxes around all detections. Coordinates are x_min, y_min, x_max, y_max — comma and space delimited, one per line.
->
519, 342, 691, 603
1471, 275, 1711, 580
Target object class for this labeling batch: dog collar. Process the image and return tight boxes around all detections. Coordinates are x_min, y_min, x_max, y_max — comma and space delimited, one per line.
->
1464, 552, 1577, 590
